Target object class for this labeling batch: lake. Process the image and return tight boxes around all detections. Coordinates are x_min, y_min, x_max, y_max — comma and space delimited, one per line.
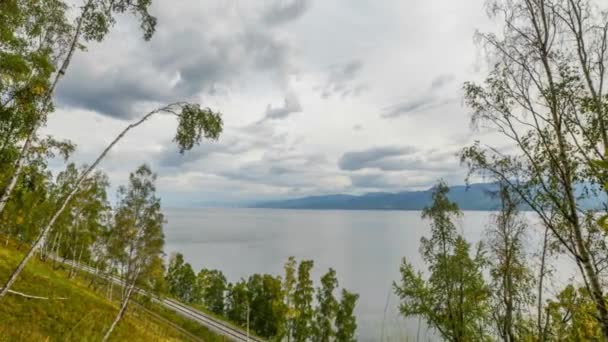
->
163, 208, 575, 341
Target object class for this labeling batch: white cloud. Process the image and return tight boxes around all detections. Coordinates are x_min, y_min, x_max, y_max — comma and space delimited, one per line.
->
44, 0, 496, 205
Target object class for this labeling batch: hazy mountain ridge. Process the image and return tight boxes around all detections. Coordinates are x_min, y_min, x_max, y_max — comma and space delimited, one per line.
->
252, 183, 503, 210
251, 183, 606, 211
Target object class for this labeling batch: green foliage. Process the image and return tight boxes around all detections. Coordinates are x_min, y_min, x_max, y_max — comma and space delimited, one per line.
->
486, 185, 534, 340
312, 268, 339, 342
247, 273, 287, 339
335, 289, 358, 342
51, 164, 110, 265
0, 137, 76, 244
225, 279, 249, 325
174, 104, 223, 153
165, 252, 197, 303
546, 285, 602, 340
0, 0, 71, 138
198, 268, 227, 315
394, 181, 489, 342
109, 164, 165, 293
283, 256, 297, 340
80, 0, 157, 42
461, 0, 608, 335
293, 259, 315, 342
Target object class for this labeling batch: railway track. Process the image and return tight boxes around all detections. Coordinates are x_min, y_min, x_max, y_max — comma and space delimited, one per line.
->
51, 256, 263, 342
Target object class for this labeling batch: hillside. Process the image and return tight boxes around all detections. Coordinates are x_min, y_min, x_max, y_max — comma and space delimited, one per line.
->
0, 240, 220, 341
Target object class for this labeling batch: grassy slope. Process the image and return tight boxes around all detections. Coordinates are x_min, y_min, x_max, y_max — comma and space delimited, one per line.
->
0, 240, 223, 341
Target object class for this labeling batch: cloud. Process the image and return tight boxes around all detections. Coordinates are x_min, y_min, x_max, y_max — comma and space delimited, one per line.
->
56, 1, 309, 119
56, 61, 172, 119
321, 59, 366, 98
158, 142, 237, 168
338, 146, 418, 171
44, 0, 493, 206
263, 0, 311, 25
264, 89, 302, 120
381, 73, 455, 118
349, 173, 397, 188
219, 152, 343, 192
157, 121, 289, 168
382, 95, 435, 118
339, 145, 461, 172
430, 74, 455, 89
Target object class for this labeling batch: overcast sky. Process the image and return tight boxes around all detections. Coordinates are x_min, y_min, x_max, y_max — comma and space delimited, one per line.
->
43, 0, 499, 206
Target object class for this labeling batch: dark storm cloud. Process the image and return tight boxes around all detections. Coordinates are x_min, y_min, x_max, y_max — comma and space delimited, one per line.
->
263, 0, 311, 25
338, 146, 418, 171
381, 73, 455, 118
322, 59, 366, 98
56, 61, 172, 118
56, 2, 308, 120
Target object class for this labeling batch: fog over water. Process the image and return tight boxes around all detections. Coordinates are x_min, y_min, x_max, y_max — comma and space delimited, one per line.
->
163, 208, 578, 341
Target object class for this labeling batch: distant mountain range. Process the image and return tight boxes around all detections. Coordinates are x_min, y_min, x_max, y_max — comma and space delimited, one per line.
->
251, 183, 606, 211
252, 183, 505, 210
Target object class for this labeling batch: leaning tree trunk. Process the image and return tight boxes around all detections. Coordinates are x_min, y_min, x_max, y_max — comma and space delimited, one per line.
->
0, 131, 33, 215
102, 281, 137, 342
52, 232, 63, 269
537, 226, 549, 342
0, 104, 179, 298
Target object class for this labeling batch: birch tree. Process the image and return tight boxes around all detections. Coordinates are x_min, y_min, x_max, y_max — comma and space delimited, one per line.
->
486, 185, 534, 341
461, 0, 608, 336
394, 182, 489, 341
293, 260, 315, 342
335, 289, 359, 342
102, 164, 164, 341
312, 268, 339, 342
283, 256, 297, 342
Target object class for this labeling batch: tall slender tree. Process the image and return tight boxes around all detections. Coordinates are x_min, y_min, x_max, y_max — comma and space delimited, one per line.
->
486, 185, 534, 341
226, 279, 249, 326
283, 256, 297, 342
293, 260, 315, 342
394, 181, 489, 341
312, 268, 339, 342
335, 289, 359, 342
166, 252, 197, 303
247, 273, 287, 339
102, 164, 165, 341
198, 268, 228, 315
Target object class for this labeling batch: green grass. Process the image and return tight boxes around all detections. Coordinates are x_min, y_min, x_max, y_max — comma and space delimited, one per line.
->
0, 239, 221, 341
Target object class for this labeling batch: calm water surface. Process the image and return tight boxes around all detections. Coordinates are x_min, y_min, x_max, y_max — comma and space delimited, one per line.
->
163, 208, 572, 341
